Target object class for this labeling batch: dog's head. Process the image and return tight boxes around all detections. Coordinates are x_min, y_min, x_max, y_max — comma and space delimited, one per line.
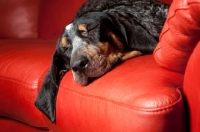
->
59, 12, 129, 85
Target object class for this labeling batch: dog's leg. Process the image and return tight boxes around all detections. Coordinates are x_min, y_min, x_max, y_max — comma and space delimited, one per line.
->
121, 50, 142, 61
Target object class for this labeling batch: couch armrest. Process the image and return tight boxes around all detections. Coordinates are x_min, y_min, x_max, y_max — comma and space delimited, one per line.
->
184, 42, 200, 132
38, 55, 185, 132
154, 0, 200, 73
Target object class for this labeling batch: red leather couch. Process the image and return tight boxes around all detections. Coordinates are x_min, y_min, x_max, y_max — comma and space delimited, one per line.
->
0, 0, 199, 131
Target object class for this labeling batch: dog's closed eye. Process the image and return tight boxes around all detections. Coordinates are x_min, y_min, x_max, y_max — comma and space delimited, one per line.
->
61, 37, 72, 49
78, 23, 99, 37
78, 24, 88, 36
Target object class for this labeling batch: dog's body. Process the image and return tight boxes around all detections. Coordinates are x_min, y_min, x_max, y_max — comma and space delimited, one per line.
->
35, 0, 168, 123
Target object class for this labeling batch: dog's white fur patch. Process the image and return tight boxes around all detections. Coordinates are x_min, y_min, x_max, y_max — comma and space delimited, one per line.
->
65, 23, 85, 55
65, 23, 73, 31
72, 36, 84, 54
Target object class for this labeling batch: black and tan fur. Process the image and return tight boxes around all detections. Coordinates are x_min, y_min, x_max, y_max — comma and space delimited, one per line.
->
35, 0, 168, 123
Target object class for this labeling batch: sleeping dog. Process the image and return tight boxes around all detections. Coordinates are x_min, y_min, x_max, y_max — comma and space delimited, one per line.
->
35, 0, 168, 123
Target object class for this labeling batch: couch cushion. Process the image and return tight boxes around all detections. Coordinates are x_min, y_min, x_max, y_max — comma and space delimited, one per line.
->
0, 117, 50, 132
154, 0, 200, 73
0, 0, 40, 39
38, 0, 86, 39
0, 40, 56, 128
39, 55, 185, 132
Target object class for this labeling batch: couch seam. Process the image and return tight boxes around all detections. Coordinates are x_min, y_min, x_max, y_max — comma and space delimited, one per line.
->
159, 2, 200, 40
0, 76, 38, 90
59, 86, 183, 113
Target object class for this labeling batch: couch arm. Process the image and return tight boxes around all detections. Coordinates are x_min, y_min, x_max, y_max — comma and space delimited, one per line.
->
154, 0, 200, 73
38, 55, 185, 132
184, 42, 200, 132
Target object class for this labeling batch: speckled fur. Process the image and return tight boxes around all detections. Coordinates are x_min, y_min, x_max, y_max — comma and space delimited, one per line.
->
35, 0, 169, 123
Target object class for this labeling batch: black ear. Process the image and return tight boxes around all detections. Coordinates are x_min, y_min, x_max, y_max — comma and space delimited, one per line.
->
104, 14, 157, 54
99, 15, 128, 50
127, 20, 158, 54
35, 39, 71, 123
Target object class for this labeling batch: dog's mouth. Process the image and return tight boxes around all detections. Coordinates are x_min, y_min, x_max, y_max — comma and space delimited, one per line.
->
71, 53, 114, 86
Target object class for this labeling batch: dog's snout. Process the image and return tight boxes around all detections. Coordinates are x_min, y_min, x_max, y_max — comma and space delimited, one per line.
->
71, 56, 88, 73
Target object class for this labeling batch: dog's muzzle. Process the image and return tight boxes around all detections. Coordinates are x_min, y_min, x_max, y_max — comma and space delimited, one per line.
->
70, 55, 108, 85
70, 52, 113, 86
71, 55, 89, 74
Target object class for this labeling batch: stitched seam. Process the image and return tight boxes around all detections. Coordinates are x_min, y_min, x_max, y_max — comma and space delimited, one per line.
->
0, 116, 49, 129
60, 86, 183, 113
160, 2, 200, 40
0, 76, 38, 90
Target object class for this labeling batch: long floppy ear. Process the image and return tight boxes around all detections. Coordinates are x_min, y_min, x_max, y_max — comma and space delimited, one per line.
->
104, 14, 157, 54
127, 20, 158, 54
100, 16, 128, 51
35, 38, 71, 123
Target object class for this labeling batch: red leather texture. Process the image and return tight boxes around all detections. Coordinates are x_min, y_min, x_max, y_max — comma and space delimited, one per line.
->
1, 0, 198, 131
0, 40, 56, 128
0, 0, 40, 39
38, 55, 185, 132
0, 117, 50, 132
38, 0, 86, 39
154, 0, 200, 73
184, 42, 200, 132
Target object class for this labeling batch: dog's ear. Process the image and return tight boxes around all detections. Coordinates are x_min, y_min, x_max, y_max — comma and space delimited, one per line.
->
103, 15, 157, 53
100, 16, 129, 51
127, 20, 158, 53
35, 39, 71, 123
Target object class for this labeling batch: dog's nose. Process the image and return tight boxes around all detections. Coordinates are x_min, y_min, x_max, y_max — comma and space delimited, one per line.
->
71, 56, 88, 73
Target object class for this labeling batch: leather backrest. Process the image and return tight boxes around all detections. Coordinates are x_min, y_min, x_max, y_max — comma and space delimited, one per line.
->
38, 0, 86, 39
0, 0, 171, 40
0, 0, 40, 39
154, 0, 200, 73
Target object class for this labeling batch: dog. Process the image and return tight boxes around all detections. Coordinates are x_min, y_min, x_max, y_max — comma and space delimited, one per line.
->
35, 0, 168, 123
